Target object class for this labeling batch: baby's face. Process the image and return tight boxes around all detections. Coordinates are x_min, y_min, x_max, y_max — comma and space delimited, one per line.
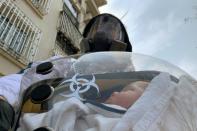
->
105, 82, 148, 109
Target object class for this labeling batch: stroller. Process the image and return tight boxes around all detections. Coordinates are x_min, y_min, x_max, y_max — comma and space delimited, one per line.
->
11, 51, 194, 131
1, 13, 196, 131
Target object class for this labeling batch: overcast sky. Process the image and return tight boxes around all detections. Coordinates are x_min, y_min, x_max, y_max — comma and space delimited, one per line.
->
99, 0, 197, 79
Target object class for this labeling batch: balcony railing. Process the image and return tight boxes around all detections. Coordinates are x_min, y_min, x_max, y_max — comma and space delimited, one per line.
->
58, 10, 82, 49
52, 41, 68, 56
0, 0, 42, 64
63, 3, 78, 27
25, 0, 52, 16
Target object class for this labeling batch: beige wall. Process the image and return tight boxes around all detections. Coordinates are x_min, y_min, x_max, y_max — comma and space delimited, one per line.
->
0, 55, 21, 75
0, 0, 64, 74
14, 0, 63, 61
0, 0, 106, 75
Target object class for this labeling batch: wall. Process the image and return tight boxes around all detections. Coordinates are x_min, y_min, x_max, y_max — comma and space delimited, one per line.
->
0, 55, 21, 75
14, 0, 63, 61
0, 0, 64, 74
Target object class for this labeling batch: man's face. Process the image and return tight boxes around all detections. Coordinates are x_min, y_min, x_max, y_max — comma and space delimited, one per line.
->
105, 82, 148, 109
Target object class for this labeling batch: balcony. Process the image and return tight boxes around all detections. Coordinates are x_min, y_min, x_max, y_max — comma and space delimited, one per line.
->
25, 0, 52, 17
0, 0, 42, 64
52, 41, 68, 56
57, 10, 82, 55
86, 0, 100, 16
63, 3, 78, 27
95, 0, 107, 7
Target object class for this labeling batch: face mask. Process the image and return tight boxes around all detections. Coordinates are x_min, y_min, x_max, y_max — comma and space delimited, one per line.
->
81, 13, 132, 53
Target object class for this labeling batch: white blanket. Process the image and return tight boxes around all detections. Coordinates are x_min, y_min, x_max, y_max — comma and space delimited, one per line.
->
113, 73, 197, 131
17, 73, 197, 131
18, 98, 124, 131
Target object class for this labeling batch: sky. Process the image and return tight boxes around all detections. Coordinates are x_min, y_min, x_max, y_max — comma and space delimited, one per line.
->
99, 0, 197, 79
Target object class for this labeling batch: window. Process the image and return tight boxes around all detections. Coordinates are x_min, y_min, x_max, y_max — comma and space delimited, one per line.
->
64, 0, 78, 18
0, 0, 41, 63
25, 0, 52, 16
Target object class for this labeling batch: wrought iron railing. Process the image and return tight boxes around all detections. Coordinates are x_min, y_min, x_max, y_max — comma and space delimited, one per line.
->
52, 41, 68, 56
63, 3, 79, 27
58, 10, 82, 49
0, 0, 42, 64
26, 0, 52, 15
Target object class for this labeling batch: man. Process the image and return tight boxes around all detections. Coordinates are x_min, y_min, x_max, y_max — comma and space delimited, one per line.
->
80, 13, 132, 53
0, 13, 132, 130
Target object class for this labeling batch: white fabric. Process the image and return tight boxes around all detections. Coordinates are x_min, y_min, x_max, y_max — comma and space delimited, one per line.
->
0, 56, 63, 106
0, 55, 75, 107
113, 73, 197, 131
17, 73, 197, 131
18, 98, 122, 131
0, 74, 22, 107
20, 56, 76, 97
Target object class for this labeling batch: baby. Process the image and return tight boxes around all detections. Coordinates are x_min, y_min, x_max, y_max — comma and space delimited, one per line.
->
105, 81, 149, 109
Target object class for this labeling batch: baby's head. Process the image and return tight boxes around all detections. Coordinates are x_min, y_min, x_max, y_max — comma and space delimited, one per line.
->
105, 81, 149, 109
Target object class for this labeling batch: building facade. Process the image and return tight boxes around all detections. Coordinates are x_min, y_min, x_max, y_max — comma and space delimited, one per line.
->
0, 0, 107, 76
